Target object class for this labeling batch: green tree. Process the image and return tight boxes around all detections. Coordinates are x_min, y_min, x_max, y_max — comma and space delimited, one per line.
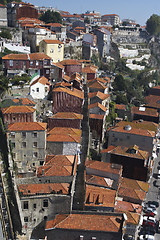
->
0, 29, 12, 39
146, 14, 160, 35
39, 10, 62, 24
10, 74, 30, 87
113, 74, 126, 91
84, 17, 90, 24
0, 75, 9, 99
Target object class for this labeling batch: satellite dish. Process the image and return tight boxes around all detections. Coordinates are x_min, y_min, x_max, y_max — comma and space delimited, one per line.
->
124, 125, 132, 131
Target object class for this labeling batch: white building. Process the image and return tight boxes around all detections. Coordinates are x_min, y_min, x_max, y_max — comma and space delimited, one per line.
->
30, 76, 50, 99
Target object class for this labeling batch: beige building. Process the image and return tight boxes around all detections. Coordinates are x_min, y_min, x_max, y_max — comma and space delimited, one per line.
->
39, 39, 64, 63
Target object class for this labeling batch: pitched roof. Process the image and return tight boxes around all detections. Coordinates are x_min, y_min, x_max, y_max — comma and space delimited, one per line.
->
50, 112, 83, 120
88, 91, 109, 100
117, 120, 158, 132
118, 186, 146, 202
54, 81, 72, 88
120, 177, 149, 192
45, 23, 63, 27
60, 59, 81, 66
131, 106, 158, 117
47, 134, 81, 143
52, 62, 64, 69
115, 200, 142, 215
8, 122, 47, 131
86, 174, 114, 188
85, 184, 116, 208
82, 66, 97, 74
145, 95, 160, 109
45, 213, 123, 232
86, 160, 122, 176
2, 53, 51, 60
89, 114, 104, 120
2, 106, 35, 114
18, 183, 70, 196
48, 127, 81, 136
53, 87, 84, 99
101, 145, 149, 160
12, 98, 36, 106
30, 76, 50, 87
115, 104, 126, 110
42, 39, 64, 44
88, 80, 106, 90
88, 102, 107, 112
109, 124, 155, 138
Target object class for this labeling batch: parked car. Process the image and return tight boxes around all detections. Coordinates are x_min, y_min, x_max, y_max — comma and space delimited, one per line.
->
123, 234, 135, 240
147, 201, 159, 208
144, 207, 157, 216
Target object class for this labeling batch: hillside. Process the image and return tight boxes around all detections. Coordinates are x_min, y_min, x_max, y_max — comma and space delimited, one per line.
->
0, 0, 20, 5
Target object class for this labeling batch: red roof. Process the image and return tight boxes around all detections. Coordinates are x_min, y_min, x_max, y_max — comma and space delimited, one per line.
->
42, 39, 64, 44
131, 106, 158, 117
2, 106, 35, 114
12, 98, 36, 106
30, 76, 50, 87
8, 122, 47, 131
88, 102, 107, 112
53, 87, 84, 99
50, 112, 83, 120
45, 213, 123, 232
2, 53, 51, 60
60, 59, 81, 66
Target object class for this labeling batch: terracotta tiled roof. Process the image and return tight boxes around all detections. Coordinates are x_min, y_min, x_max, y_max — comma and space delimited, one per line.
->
54, 81, 72, 88
88, 102, 107, 112
45, 155, 75, 166
101, 145, 149, 160
88, 80, 106, 90
45, 23, 62, 27
115, 104, 126, 110
48, 127, 81, 136
2, 53, 51, 60
53, 87, 84, 99
18, 183, 70, 196
62, 75, 71, 82
47, 134, 81, 143
145, 95, 160, 109
118, 186, 146, 202
86, 174, 114, 188
30, 76, 50, 87
115, 200, 142, 215
45, 213, 123, 232
70, 73, 82, 82
0, 4, 6, 7
89, 91, 109, 100
85, 184, 116, 208
120, 177, 149, 192
89, 114, 104, 120
2, 106, 35, 114
125, 212, 140, 225
86, 160, 122, 176
110, 125, 155, 138
8, 122, 47, 131
82, 66, 97, 74
60, 59, 81, 66
12, 98, 36, 106
131, 106, 158, 117
52, 62, 64, 69
117, 120, 158, 133
42, 39, 64, 44
50, 112, 83, 120
37, 164, 73, 177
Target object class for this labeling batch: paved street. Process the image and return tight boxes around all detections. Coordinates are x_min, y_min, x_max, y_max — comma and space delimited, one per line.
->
142, 152, 160, 240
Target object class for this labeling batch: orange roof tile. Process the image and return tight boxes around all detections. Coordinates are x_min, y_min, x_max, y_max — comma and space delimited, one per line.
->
88, 102, 107, 112
89, 114, 104, 120
116, 120, 158, 132
42, 39, 64, 44
88, 80, 106, 90
37, 164, 73, 177
45, 23, 62, 27
82, 66, 97, 74
18, 183, 70, 196
86, 160, 122, 176
86, 174, 114, 188
8, 122, 47, 131
53, 87, 84, 99
115, 104, 126, 110
60, 59, 81, 66
12, 98, 36, 106
131, 106, 158, 117
2, 106, 35, 114
101, 145, 149, 160
45, 155, 75, 166
110, 125, 155, 138
45, 213, 123, 232
52, 62, 64, 69
115, 200, 142, 215
120, 177, 149, 192
118, 186, 146, 202
30, 76, 50, 87
2, 53, 51, 60
145, 95, 160, 109
48, 127, 81, 136
89, 91, 109, 100
54, 81, 72, 88
47, 134, 81, 143
50, 112, 83, 120
85, 184, 116, 208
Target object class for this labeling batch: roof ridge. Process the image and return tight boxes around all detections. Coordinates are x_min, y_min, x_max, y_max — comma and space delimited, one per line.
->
54, 214, 70, 228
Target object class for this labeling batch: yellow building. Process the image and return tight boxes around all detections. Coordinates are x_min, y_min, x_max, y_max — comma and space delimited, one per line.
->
39, 39, 64, 63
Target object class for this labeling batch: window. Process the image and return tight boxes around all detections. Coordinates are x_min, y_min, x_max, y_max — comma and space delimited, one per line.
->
44, 60, 47, 66
23, 201, 28, 209
30, 61, 33, 66
33, 203, 36, 209
22, 132, 26, 138
50, 48, 54, 53
46, 70, 49, 74
22, 142, 26, 148
16, 61, 18, 65
43, 199, 48, 208
10, 132, 15, 138
40, 161, 44, 166
33, 152, 38, 158
36, 88, 39, 92
33, 142, 37, 148
32, 132, 37, 138
9, 60, 13, 67
45, 87, 48, 92
40, 61, 43, 66
33, 163, 35, 166
24, 217, 28, 222
12, 142, 15, 148
36, 61, 39, 66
